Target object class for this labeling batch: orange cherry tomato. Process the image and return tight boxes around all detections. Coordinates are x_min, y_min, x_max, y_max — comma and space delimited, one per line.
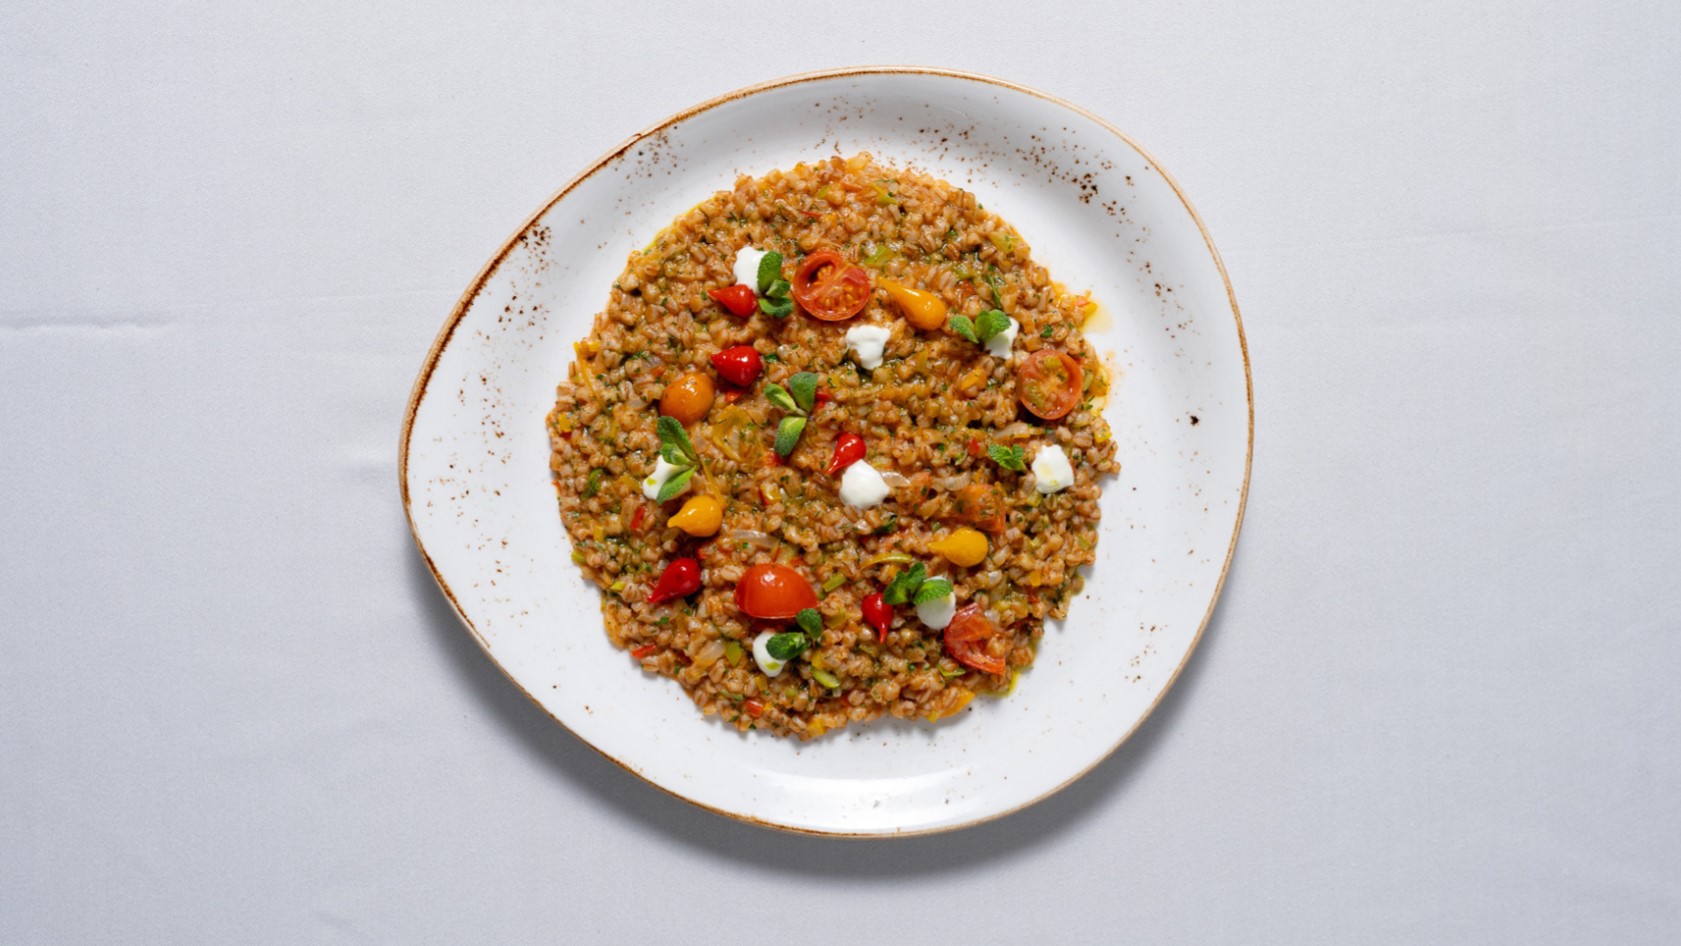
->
1015, 349, 1083, 420
944, 603, 1007, 675
660, 370, 715, 425
733, 563, 818, 620
791, 250, 872, 322
950, 483, 1006, 533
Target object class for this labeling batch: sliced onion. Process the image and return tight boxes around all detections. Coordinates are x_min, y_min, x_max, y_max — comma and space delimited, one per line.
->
939, 473, 971, 491
726, 528, 775, 547
690, 639, 728, 670
879, 470, 911, 489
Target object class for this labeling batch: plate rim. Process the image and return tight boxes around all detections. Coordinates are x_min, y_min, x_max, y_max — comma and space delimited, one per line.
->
398, 65, 1254, 838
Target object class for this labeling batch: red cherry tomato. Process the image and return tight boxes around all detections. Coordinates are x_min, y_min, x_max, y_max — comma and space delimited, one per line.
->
1015, 349, 1084, 420
791, 251, 871, 322
648, 558, 701, 604
707, 284, 758, 318
709, 345, 763, 387
825, 432, 866, 476
862, 591, 893, 643
733, 563, 818, 620
944, 603, 1007, 675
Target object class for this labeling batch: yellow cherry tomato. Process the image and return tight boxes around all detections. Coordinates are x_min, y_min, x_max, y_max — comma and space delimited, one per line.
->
879, 277, 948, 331
929, 527, 988, 567
667, 495, 723, 537
660, 370, 715, 425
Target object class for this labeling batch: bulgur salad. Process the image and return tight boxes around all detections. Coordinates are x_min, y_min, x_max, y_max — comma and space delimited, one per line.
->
547, 154, 1119, 739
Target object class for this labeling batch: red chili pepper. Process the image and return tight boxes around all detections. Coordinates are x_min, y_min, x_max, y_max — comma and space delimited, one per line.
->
862, 592, 893, 643
706, 284, 758, 318
709, 345, 763, 387
630, 644, 658, 660
744, 698, 765, 718
966, 438, 984, 458
814, 388, 833, 410
648, 557, 701, 603
629, 505, 647, 531
722, 387, 746, 404
825, 432, 866, 476
764, 450, 784, 468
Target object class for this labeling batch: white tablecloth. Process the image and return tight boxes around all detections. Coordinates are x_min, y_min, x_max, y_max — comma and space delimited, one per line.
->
4, 1, 1677, 941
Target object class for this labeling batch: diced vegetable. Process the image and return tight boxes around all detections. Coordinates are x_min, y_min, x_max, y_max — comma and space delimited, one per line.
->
929, 527, 988, 567
667, 495, 723, 537
811, 668, 841, 689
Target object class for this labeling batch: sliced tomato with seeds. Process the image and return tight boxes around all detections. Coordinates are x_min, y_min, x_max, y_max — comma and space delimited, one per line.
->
791, 250, 872, 322
944, 603, 1007, 675
1015, 348, 1084, 420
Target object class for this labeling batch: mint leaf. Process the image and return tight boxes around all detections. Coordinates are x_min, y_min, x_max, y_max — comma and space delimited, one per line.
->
788, 372, 818, 413
764, 383, 798, 414
912, 578, 953, 605
987, 443, 1026, 472
976, 309, 1011, 342
948, 315, 978, 344
758, 296, 793, 318
655, 467, 694, 502
765, 631, 808, 661
795, 608, 823, 639
656, 415, 697, 464
774, 416, 806, 457
883, 562, 927, 606
757, 251, 784, 295
660, 442, 690, 466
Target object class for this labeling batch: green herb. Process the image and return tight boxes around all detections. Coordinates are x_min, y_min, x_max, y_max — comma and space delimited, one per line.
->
984, 268, 1005, 306
582, 468, 603, 499
652, 416, 700, 500
766, 632, 809, 662
976, 309, 1011, 342
764, 383, 799, 414
1041, 325, 1055, 339
766, 372, 818, 456
987, 443, 1027, 472
655, 466, 694, 502
756, 251, 794, 317
796, 608, 823, 639
762, 351, 782, 363
912, 578, 953, 605
883, 562, 928, 606
788, 372, 818, 413
811, 668, 841, 689
948, 315, 979, 343
874, 513, 898, 535
821, 573, 847, 594
939, 666, 967, 680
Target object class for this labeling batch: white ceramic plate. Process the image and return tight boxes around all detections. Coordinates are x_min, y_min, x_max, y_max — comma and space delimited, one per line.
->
402, 67, 1251, 836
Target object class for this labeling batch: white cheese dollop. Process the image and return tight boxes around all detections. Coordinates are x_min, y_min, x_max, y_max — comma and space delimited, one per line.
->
984, 317, 1020, 358
838, 461, 891, 510
732, 246, 769, 294
751, 630, 786, 677
641, 456, 690, 501
1032, 444, 1075, 494
844, 323, 892, 370
915, 589, 956, 630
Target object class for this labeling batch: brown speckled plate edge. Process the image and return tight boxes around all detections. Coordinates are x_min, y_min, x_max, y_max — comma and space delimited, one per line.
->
399, 65, 1253, 838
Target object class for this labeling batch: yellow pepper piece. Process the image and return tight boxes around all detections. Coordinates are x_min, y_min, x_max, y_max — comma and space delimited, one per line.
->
879, 277, 948, 331
667, 495, 723, 537
927, 689, 975, 722
929, 527, 988, 567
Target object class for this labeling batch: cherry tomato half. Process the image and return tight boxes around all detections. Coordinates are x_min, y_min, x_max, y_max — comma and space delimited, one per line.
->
1015, 349, 1084, 421
944, 603, 1007, 675
733, 563, 818, 620
791, 251, 872, 322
